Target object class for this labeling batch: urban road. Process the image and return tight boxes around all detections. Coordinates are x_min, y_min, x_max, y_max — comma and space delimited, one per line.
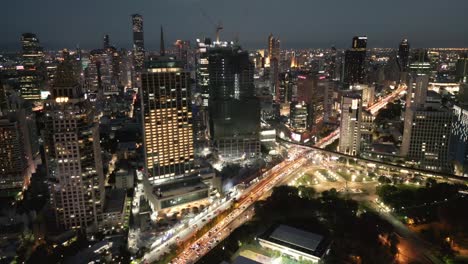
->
169, 149, 313, 264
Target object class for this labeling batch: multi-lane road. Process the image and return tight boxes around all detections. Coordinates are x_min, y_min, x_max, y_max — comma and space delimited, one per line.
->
170, 149, 312, 264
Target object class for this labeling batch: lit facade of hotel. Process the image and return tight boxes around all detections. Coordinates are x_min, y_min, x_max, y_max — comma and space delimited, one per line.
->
141, 57, 194, 182
141, 57, 212, 212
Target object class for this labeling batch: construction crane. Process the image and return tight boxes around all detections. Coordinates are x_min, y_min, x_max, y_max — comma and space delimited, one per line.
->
215, 22, 223, 43
199, 6, 223, 43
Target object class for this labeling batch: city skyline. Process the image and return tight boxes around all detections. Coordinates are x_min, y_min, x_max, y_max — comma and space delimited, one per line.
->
1, 0, 468, 51
1, 2, 468, 263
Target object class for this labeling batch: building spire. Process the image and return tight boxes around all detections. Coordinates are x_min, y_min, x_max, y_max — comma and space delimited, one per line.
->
160, 25, 165, 56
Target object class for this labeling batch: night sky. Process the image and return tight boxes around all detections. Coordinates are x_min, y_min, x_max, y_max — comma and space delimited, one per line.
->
1, 0, 468, 51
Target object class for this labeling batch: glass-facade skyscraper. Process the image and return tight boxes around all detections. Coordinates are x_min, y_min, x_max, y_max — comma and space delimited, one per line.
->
398, 39, 410, 72
132, 14, 145, 75
344, 36, 367, 84
19, 33, 44, 101
208, 44, 260, 159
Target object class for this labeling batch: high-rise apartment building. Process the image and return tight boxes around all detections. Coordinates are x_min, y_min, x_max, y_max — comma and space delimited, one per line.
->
44, 58, 105, 231
344, 36, 367, 84
338, 95, 362, 156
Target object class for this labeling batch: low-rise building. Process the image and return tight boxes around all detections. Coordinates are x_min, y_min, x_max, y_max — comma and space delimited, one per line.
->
259, 225, 330, 263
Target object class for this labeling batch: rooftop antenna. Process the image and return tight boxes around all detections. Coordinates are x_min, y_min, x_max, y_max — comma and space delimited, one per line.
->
216, 21, 223, 43
160, 25, 165, 56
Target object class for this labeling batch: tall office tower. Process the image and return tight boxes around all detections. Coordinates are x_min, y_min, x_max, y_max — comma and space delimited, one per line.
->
103, 34, 110, 50
196, 38, 212, 105
267, 34, 280, 61
398, 39, 410, 72
0, 113, 32, 196
267, 34, 280, 100
344, 36, 367, 84
456, 55, 468, 83
208, 45, 261, 159
132, 14, 145, 75
290, 101, 312, 132
19, 33, 44, 101
141, 56, 194, 182
401, 74, 454, 172
406, 74, 429, 109
401, 106, 453, 172
270, 59, 280, 100
44, 58, 105, 231
338, 95, 362, 156
278, 72, 294, 104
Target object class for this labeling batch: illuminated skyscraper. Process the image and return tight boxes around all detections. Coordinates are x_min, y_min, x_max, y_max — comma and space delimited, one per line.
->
344, 36, 367, 84
339, 95, 362, 156
268, 33, 280, 61
267, 34, 280, 100
132, 14, 145, 74
398, 39, 410, 72
19, 33, 44, 101
290, 101, 312, 132
141, 56, 194, 181
44, 57, 105, 231
141, 56, 211, 212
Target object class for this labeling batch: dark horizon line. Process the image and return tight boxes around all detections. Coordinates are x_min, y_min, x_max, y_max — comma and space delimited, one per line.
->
2, 43, 468, 53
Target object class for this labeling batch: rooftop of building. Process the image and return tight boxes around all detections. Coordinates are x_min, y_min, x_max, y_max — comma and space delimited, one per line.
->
145, 55, 183, 69
260, 224, 329, 258
153, 175, 209, 199
371, 142, 399, 155
232, 256, 262, 264
103, 188, 126, 213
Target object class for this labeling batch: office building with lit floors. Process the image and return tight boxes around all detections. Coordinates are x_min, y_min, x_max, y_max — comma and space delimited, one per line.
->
140, 56, 209, 212
19, 33, 45, 101
401, 107, 454, 172
401, 90, 454, 173
338, 95, 362, 156
44, 58, 105, 231
208, 44, 261, 160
